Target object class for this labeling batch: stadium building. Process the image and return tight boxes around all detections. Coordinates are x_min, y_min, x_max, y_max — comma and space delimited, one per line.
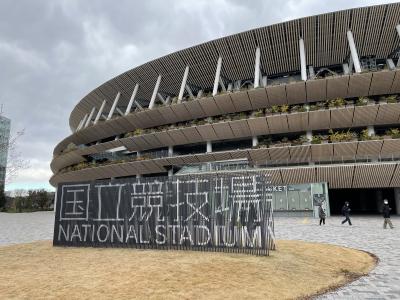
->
51, 3, 400, 215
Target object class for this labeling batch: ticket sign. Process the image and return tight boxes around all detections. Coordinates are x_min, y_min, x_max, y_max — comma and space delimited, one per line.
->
53, 173, 275, 256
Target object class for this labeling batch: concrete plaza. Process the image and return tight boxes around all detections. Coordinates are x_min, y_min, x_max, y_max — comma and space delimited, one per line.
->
0, 212, 399, 299
275, 216, 400, 300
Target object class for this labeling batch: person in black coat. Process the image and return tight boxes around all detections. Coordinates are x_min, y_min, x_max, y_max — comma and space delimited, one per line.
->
341, 201, 352, 226
319, 205, 326, 225
382, 199, 394, 229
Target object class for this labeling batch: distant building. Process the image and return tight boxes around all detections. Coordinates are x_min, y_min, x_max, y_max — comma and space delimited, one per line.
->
0, 115, 10, 190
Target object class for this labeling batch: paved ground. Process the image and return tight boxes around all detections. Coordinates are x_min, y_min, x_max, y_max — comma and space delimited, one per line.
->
0, 211, 54, 246
0, 212, 399, 299
275, 216, 400, 300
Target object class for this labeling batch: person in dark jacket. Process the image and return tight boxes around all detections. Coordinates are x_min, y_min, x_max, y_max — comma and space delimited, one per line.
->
319, 205, 326, 225
341, 201, 352, 225
382, 199, 394, 229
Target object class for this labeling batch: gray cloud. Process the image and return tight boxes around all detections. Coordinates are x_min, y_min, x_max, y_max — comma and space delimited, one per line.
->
0, 0, 397, 190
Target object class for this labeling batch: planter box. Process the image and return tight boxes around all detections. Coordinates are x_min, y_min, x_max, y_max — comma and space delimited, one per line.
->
270, 142, 291, 148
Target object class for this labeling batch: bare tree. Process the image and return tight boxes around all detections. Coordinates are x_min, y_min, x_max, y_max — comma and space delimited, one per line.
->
4, 129, 29, 184
12, 188, 27, 212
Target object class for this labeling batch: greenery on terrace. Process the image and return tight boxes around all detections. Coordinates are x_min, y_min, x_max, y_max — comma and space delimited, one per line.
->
58, 126, 400, 174
123, 95, 399, 138
61, 94, 399, 155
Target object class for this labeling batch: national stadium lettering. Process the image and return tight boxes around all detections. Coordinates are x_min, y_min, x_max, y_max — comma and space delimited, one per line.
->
53, 173, 275, 255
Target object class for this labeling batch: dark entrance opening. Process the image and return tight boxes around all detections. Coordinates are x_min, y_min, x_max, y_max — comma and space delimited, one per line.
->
328, 188, 396, 215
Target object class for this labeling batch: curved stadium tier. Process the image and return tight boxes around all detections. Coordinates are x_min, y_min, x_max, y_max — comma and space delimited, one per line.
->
51, 3, 400, 215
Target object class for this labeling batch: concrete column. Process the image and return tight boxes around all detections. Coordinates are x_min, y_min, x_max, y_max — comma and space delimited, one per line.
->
342, 63, 350, 75
206, 141, 212, 153
168, 169, 173, 177
394, 188, 400, 215
185, 84, 195, 100
254, 47, 261, 88
136, 174, 141, 179
107, 92, 121, 120
306, 131, 312, 143
94, 100, 106, 125
125, 84, 139, 115
348, 56, 354, 73
262, 76, 267, 87
178, 66, 189, 103
376, 190, 383, 213
387, 58, 396, 70
359, 190, 367, 211
308, 66, 315, 79
347, 30, 362, 73
252, 136, 259, 147
299, 38, 307, 81
168, 145, 173, 157
234, 80, 241, 91
218, 77, 226, 92
308, 130, 314, 165
367, 125, 375, 136
84, 107, 96, 128
137, 151, 141, 158
212, 57, 222, 96
149, 75, 162, 109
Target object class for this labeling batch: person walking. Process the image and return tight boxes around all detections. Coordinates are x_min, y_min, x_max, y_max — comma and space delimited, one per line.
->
382, 199, 394, 229
319, 205, 326, 225
341, 201, 352, 226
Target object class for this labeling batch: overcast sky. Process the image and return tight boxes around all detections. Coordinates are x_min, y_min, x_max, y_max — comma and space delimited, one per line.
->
1, 0, 398, 191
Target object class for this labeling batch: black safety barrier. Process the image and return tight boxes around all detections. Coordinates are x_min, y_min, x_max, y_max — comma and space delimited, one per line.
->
53, 172, 275, 256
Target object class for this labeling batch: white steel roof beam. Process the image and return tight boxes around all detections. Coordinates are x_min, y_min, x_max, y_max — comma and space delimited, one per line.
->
299, 37, 307, 81
94, 100, 106, 125
347, 30, 361, 73
116, 107, 125, 116
75, 118, 84, 132
157, 93, 167, 104
254, 47, 261, 88
107, 92, 121, 120
149, 75, 162, 109
125, 83, 139, 115
212, 57, 222, 96
178, 66, 189, 103
134, 100, 144, 111
185, 84, 195, 99
77, 113, 88, 131
84, 107, 96, 128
